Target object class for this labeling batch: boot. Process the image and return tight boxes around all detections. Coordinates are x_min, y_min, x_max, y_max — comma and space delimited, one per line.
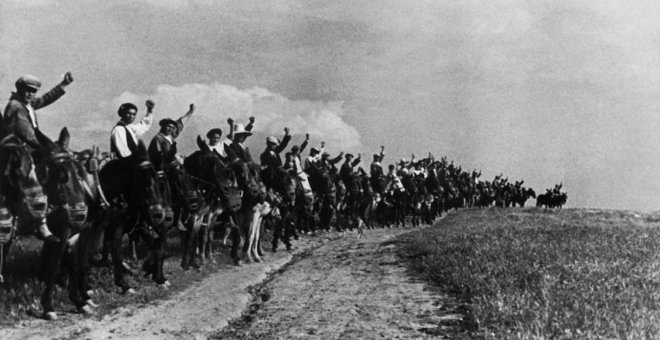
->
36, 223, 60, 243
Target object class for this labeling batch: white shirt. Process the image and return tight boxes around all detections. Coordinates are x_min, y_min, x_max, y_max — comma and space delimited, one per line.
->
207, 138, 232, 158
111, 114, 153, 158
27, 104, 37, 128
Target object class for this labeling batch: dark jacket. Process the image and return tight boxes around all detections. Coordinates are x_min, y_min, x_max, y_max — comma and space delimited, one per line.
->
259, 134, 291, 169
2, 86, 65, 149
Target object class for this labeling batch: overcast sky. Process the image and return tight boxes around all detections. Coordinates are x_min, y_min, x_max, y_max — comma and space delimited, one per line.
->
2, 0, 660, 210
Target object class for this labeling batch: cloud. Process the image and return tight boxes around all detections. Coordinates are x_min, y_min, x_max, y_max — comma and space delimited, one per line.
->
88, 82, 361, 154
4, 0, 58, 9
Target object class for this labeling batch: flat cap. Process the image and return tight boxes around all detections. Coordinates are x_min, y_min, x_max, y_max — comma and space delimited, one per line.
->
206, 128, 222, 138
15, 75, 41, 91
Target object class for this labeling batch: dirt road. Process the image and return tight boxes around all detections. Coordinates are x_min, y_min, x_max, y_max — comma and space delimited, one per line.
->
1, 226, 460, 340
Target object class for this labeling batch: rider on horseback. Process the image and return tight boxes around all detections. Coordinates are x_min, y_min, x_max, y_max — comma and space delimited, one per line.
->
2, 72, 74, 242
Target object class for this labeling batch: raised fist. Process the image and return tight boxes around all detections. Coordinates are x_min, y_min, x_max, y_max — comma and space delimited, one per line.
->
321, 141, 325, 148
305, 133, 310, 140
249, 116, 255, 124
227, 118, 234, 125
61, 72, 74, 86
145, 100, 155, 111
284, 127, 290, 134
380, 145, 385, 151
189, 103, 195, 112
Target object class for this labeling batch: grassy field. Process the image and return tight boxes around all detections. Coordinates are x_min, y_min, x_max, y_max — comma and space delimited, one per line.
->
398, 208, 660, 339
0, 229, 268, 326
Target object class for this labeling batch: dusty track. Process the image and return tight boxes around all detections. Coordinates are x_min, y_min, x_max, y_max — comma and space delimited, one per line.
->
1, 224, 459, 340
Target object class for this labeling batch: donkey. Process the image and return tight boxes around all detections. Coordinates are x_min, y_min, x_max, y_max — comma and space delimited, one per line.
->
98, 141, 166, 293
0, 128, 90, 320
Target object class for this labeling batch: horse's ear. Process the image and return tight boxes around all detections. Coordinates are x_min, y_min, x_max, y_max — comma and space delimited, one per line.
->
57, 127, 70, 149
197, 135, 210, 153
135, 140, 149, 161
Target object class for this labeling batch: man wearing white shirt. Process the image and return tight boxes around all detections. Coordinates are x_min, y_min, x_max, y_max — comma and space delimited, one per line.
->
303, 140, 324, 173
110, 100, 154, 158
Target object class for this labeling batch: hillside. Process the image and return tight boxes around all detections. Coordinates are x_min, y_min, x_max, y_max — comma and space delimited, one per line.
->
397, 208, 660, 339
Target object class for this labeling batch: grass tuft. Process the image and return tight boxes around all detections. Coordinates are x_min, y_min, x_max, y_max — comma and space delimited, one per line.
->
399, 208, 660, 339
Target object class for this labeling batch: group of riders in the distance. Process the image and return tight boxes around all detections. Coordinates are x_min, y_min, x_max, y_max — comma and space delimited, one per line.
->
0, 72, 567, 320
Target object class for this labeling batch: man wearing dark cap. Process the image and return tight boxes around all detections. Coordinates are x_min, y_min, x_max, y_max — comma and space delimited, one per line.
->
148, 104, 195, 170
370, 145, 386, 194
303, 140, 325, 173
111, 100, 155, 158
2, 72, 74, 242
3, 72, 74, 149
340, 153, 362, 187
259, 127, 291, 170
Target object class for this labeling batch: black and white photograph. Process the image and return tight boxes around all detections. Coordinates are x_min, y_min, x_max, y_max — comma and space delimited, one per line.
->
1, 1, 659, 339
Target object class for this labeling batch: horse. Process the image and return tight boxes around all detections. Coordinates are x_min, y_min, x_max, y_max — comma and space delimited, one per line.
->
262, 165, 296, 251
98, 141, 166, 293
230, 159, 270, 263
0, 128, 90, 320
183, 136, 242, 268
307, 164, 337, 233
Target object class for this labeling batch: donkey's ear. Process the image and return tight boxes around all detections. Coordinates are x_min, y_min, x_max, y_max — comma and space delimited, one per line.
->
57, 127, 70, 149
197, 135, 210, 153
135, 140, 149, 162
34, 128, 57, 151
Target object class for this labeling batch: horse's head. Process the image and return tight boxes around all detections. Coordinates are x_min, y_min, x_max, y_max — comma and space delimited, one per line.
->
269, 167, 296, 207
37, 128, 88, 229
162, 152, 202, 213
231, 161, 263, 203
101, 141, 165, 226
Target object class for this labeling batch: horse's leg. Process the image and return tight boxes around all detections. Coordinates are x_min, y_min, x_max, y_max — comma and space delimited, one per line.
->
229, 214, 241, 265
109, 223, 132, 293
246, 207, 258, 263
206, 213, 218, 264
40, 226, 71, 320
152, 221, 168, 286
66, 234, 92, 314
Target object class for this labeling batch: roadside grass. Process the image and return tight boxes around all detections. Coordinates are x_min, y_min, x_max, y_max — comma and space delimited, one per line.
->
398, 208, 660, 339
0, 229, 274, 326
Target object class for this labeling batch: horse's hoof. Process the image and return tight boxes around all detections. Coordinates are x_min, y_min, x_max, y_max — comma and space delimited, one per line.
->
84, 299, 99, 308
79, 304, 96, 315
43, 311, 58, 321
255, 257, 262, 263
233, 259, 242, 266
158, 283, 169, 290
86, 289, 95, 296
163, 280, 171, 287
122, 288, 136, 295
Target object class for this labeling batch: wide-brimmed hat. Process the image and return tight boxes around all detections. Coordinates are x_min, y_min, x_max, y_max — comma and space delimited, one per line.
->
233, 124, 252, 136
207, 128, 222, 138
310, 147, 320, 154
15, 75, 41, 91
345, 153, 354, 159
322, 152, 330, 158
159, 118, 178, 128
266, 136, 279, 145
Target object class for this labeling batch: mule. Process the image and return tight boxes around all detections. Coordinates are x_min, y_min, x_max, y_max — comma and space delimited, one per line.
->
98, 141, 166, 293
0, 128, 89, 320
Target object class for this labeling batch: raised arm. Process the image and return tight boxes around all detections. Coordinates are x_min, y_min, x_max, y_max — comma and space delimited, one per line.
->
31, 71, 72, 110
227, 118, 235, 141
274, 127, 291, 154
298, 133, 309, 155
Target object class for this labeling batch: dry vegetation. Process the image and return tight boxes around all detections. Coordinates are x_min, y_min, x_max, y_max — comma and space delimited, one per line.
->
0, 230, 274, 326
398, 208, 660, 339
